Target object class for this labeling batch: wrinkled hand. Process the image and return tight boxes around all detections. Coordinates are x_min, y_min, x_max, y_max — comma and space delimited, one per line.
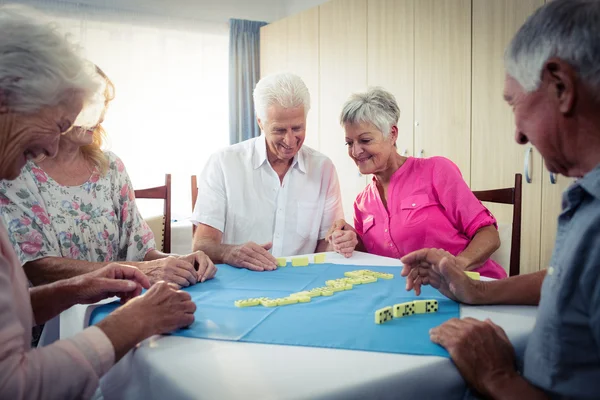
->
122, 281, 196, 335
400, 248, 481, 303
325, 219, 358, 258
74, 263, 150, 305
430, 318, 518, 397
226, 241, 277, 271
178, 251, 217, 283
140, 256, 198, 288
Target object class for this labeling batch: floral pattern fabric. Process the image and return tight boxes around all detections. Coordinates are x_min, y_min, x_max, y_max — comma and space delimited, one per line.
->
0, 151, 155, 264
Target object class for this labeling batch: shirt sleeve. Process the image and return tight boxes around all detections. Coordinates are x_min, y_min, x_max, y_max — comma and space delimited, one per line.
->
583, 230, 600, 353
191, 153, 227, 233
0, 171, 61, 264
108, 153, 156, 261
353, 197, 365, 237
431, 157, 497, 239
318, 160, 344, 239
0, 256, 115, 400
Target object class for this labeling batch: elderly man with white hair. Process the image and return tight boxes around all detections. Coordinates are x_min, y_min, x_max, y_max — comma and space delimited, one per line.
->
192, 73, 343, 271
400, 0, 600, 398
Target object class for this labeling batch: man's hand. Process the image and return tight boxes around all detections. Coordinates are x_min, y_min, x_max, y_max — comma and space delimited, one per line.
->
430, 318, 519, 398
325, 219, 358, 258
178, 251, 217, 282
224, 241, 278, 271
72, 263, 150, 305
400, 248, 482, 304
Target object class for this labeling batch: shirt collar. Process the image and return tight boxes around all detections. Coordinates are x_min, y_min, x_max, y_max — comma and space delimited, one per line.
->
577, 163, 600, 199
252, 134, 306, 174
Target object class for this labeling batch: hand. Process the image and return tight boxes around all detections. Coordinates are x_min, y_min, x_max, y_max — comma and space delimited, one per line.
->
140, 256, 198, 288
430, 318, 518, 397
107, 281, 196, 338
225, 241, 277, 271
178, 251, 217, 282
73, 263, 150, 305
400, 248, 481, 304
325, 219, 358, 258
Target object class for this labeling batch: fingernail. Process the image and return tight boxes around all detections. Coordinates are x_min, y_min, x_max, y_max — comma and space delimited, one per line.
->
127, 281, 136, 289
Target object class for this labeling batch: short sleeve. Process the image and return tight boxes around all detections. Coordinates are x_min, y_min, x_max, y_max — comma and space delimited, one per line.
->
108, 153, 156, 261
318, 160, 344, 239
0, 168, 62, 264
353, 198, 365, 237
431, 157, 497, 238
191, 153, 227, 232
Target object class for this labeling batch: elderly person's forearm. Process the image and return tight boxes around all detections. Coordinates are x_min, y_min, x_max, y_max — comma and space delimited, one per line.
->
24, 257, 112, 285
456, 225, 501, 270
30, 280, 80, 324
475, 270, 546, 306
192, 237, 233, 264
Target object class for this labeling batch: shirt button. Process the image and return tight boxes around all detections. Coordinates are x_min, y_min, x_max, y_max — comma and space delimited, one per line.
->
384, 229, 388, 233
548, 266, 554, 276
389, 243, 393, 247
412, 203, 416, 207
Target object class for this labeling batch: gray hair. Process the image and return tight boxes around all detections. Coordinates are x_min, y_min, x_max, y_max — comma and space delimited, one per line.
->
0, 5, 98, 113
339, 87, 400, 137
505, 0, 600, 99
253, 72, 311, 122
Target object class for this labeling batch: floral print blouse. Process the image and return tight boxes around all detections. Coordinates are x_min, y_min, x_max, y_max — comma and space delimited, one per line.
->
0, 151, 155, 264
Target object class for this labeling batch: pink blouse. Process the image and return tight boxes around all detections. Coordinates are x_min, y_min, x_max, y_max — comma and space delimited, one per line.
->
0, 223, 114, 399
354, 157, 507, 279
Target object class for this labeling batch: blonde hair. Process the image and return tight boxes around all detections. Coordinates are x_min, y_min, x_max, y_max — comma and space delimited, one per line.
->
80, 66, 114, 175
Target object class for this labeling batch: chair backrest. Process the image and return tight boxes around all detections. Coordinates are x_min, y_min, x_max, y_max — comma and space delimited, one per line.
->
191, 175, 198, 235
134, 174, 171, 253
472, 173, 522, 277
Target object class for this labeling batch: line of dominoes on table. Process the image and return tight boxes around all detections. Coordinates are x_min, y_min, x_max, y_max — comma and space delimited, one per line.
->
234, 267, 394, 308
374, 299, 439, 324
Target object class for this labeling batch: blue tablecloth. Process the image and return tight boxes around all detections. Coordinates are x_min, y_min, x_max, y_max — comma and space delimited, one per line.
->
90, 263, 459, 357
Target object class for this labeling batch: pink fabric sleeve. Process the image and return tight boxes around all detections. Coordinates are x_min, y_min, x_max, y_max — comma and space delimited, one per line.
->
431, 157, 497, 238
353, 198, 364, 236
0, 257, 115, 399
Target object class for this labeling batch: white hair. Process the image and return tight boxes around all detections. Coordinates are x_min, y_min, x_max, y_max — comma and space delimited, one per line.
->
253, 72, 311, 122
505, 0, 600, 100
0, 5, 98, 113
339, 87, 400, 137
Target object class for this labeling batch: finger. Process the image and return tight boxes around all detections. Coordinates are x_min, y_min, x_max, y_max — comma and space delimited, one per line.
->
172, 267, 197, 286
201, 262, 217, 282
485, 319, 511, 342
401, 249, 445, 269
97, 278, 138, 294
176, 290, 192, 302
254, 243, 278, 264
240, 260, 265, 272
250, 245, 277, 269
167, 282, 180, 290
166, 274, 190, 288
110, 264, 151, 289
195, 257, 209, 282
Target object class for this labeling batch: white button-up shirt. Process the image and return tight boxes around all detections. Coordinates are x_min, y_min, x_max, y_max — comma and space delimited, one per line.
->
192, 135, 343, 257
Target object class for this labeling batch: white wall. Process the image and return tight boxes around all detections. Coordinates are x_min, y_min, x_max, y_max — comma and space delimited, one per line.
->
20, 0, 288, 22
282, 0, 330, 17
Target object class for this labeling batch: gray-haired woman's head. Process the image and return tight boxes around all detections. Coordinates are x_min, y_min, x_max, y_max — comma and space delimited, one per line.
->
340, 87, 400, 137
0, 6, 98, 180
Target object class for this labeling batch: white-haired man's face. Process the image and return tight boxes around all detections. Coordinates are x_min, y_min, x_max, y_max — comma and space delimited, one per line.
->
259, 104, 306, 163
503, 60, 581, 177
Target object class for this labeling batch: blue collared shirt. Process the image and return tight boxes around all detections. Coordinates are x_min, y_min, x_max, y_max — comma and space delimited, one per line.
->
524, 165, 600, 398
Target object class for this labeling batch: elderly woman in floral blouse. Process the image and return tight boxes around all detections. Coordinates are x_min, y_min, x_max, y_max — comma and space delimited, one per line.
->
0, 66, 217, 288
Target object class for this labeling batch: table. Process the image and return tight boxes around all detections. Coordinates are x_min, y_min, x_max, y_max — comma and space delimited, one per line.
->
61, 252, 538, 400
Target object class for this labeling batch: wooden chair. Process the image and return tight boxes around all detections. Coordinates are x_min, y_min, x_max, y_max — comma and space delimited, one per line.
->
472, 173, 523, 277
191, 175, 198, 235
134, 174, 171, 253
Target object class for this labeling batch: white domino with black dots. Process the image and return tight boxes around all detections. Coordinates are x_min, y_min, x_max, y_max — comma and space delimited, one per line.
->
375, 299, 439, 324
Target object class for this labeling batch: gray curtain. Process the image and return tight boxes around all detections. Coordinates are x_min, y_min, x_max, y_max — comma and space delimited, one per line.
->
229, 18, 267, 144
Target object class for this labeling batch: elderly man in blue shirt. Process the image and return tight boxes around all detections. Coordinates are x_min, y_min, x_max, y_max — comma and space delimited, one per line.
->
400, 0, 600, 398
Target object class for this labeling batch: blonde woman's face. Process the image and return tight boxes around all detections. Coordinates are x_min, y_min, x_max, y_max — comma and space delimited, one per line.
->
0, 95, 83, 180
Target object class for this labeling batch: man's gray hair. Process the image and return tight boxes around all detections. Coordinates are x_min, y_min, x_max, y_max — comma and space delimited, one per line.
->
339, 87, 400, 137
505, 0, 600, 99
0, 5, 98, 113
253, 72, 310, 122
